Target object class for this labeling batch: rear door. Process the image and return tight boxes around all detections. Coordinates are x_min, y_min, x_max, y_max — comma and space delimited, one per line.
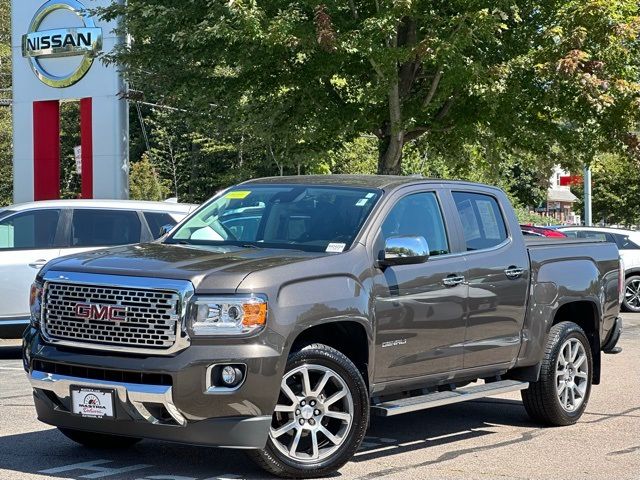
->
0, 209, 62, 320
449, 189, 530, 368
372, 188, 468, 383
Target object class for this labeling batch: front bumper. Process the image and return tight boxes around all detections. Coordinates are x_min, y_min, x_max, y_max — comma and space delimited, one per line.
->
24, 328, 284, 449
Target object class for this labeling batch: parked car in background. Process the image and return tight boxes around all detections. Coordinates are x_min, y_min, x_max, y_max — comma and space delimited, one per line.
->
0, 200, 197, 338
557, 226, 640, 312
520, 224, 567, 238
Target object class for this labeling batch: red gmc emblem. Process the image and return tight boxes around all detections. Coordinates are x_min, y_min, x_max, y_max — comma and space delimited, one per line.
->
75, 303, 127, 322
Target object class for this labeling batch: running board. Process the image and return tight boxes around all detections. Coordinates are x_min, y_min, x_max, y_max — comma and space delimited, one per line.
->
371, 379, 529, 417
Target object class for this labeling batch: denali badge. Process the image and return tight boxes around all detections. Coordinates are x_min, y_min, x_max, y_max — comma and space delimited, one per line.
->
382, 339, 407, 348
75, 303, 127, 322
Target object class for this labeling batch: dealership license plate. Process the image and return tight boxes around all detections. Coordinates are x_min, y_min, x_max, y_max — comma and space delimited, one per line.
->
71, 387, 115, 418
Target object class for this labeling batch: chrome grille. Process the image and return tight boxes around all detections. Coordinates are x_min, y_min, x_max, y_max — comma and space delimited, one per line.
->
43, 282, 181, 350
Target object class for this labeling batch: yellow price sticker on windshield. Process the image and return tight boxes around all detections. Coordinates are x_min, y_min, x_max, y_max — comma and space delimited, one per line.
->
225, 190, 251, 199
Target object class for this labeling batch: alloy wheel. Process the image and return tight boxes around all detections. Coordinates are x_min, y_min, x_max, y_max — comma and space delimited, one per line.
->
555, 338, 589, 412
269, 364, 354, 463
625, 278, 640, 310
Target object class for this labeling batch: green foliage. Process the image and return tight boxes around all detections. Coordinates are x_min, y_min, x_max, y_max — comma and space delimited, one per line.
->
99, 0, 640, 176
59, 102, 81, 199
129, 153, 170, 201
574, 153, 640, 226
0, 0, 12, 206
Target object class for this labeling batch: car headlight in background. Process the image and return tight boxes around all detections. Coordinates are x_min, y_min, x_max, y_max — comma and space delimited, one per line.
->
29, 282, 43, 328
191, 295, 267, 335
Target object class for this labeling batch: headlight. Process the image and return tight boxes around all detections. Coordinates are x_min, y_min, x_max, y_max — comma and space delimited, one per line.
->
190, 296, 267, 335
29, 282, 43, 328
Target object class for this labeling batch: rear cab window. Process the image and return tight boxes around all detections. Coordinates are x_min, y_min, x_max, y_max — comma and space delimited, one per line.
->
452, 191, 508, 251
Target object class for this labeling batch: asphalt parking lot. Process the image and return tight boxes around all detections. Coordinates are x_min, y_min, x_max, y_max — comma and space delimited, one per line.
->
1, 314, 639, 480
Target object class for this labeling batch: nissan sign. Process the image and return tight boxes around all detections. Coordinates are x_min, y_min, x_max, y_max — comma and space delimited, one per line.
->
22, 0, 103, 88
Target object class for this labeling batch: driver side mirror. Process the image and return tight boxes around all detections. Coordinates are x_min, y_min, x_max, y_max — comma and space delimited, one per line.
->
379, 235, 430, 267
159, 224, 176, 237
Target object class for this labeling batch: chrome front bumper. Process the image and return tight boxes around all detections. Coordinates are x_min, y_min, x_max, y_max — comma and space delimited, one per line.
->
29, 370, 187, 426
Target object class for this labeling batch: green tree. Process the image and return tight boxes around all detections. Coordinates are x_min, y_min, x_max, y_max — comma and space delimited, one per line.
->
574, 153, 640, 226
129, 153, 171, 201
100, 0, 640, 175
0, 0, 12, 206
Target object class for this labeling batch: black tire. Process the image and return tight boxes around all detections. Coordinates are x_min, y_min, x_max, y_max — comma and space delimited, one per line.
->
522, 321, 593, 426
622, 275, 640, 312
248, 343, 369, 478
58, 427, 142, 449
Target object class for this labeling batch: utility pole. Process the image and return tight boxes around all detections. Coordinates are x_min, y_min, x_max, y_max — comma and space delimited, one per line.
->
583, 165, 592, 226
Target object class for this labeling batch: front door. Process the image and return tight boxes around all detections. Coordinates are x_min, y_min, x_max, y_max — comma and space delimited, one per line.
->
372, 191, 468, 383
450, 190, 529, 368
0, 209, 62, 322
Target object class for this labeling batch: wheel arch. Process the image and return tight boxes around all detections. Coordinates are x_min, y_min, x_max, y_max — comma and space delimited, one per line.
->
551, 300, 601, 385
288, 319, 372, 389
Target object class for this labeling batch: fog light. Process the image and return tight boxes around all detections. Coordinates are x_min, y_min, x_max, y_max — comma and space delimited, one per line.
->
220, 365, 244, 387
222, 366, 237, 385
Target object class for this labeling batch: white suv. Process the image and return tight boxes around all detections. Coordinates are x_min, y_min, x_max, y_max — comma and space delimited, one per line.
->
558, 226, 640, 312
0, 199, 197, 338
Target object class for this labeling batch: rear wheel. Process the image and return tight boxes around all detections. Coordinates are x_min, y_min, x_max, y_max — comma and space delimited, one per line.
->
58, 427, 142, 449
249, 343, 369, 478
622, 275, 640, 312
522, 321, 592, 426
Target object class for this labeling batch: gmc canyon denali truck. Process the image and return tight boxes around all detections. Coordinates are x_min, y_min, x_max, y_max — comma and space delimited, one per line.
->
23, 176, 623, 478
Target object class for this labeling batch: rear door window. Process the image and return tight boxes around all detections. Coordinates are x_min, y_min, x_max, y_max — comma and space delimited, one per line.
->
452, 192, 508, 251
71, 209, 142, 247
0, 210, 61, 250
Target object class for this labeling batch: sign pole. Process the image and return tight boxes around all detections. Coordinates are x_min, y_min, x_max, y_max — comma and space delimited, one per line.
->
583, 165, 592, 226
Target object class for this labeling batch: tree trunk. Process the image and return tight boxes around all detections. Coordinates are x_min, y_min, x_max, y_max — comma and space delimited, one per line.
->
378, 63, 404, 175
378, 133, 404, 174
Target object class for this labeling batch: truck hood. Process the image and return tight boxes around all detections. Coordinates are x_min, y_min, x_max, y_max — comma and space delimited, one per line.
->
43, 243, 325, 292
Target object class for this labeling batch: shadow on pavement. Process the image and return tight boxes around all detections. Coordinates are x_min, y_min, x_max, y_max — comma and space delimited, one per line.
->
0, 398, 536, 480
0, 346, 22, 359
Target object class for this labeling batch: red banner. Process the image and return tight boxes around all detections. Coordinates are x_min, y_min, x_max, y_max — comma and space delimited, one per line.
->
559, 175, 583, 186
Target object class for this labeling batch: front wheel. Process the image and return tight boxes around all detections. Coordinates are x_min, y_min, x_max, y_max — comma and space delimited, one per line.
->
248, 343, 369, 478
522, 321, 593, 426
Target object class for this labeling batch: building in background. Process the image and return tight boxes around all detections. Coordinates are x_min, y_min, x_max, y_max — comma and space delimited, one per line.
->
545, 166, 580, 224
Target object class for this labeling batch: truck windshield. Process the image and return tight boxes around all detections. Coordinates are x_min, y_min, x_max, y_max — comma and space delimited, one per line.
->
167, 185, 381, 252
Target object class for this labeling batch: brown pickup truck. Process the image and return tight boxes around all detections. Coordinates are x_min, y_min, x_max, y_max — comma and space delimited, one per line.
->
23, 176, 623, 478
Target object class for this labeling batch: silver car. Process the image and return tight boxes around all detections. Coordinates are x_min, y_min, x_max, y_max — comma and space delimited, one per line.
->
0, 199, 197, 337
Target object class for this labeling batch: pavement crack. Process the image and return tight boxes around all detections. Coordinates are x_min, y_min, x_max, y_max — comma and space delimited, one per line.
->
607, 445, 640, 456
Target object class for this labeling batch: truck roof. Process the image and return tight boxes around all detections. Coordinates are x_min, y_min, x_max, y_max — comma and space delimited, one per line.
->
243, 174, 493, 191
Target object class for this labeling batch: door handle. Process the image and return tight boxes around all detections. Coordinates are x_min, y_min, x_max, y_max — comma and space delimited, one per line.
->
29, 259, 48, 269
443, 275, 465, 287
504, 266, 525, 279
